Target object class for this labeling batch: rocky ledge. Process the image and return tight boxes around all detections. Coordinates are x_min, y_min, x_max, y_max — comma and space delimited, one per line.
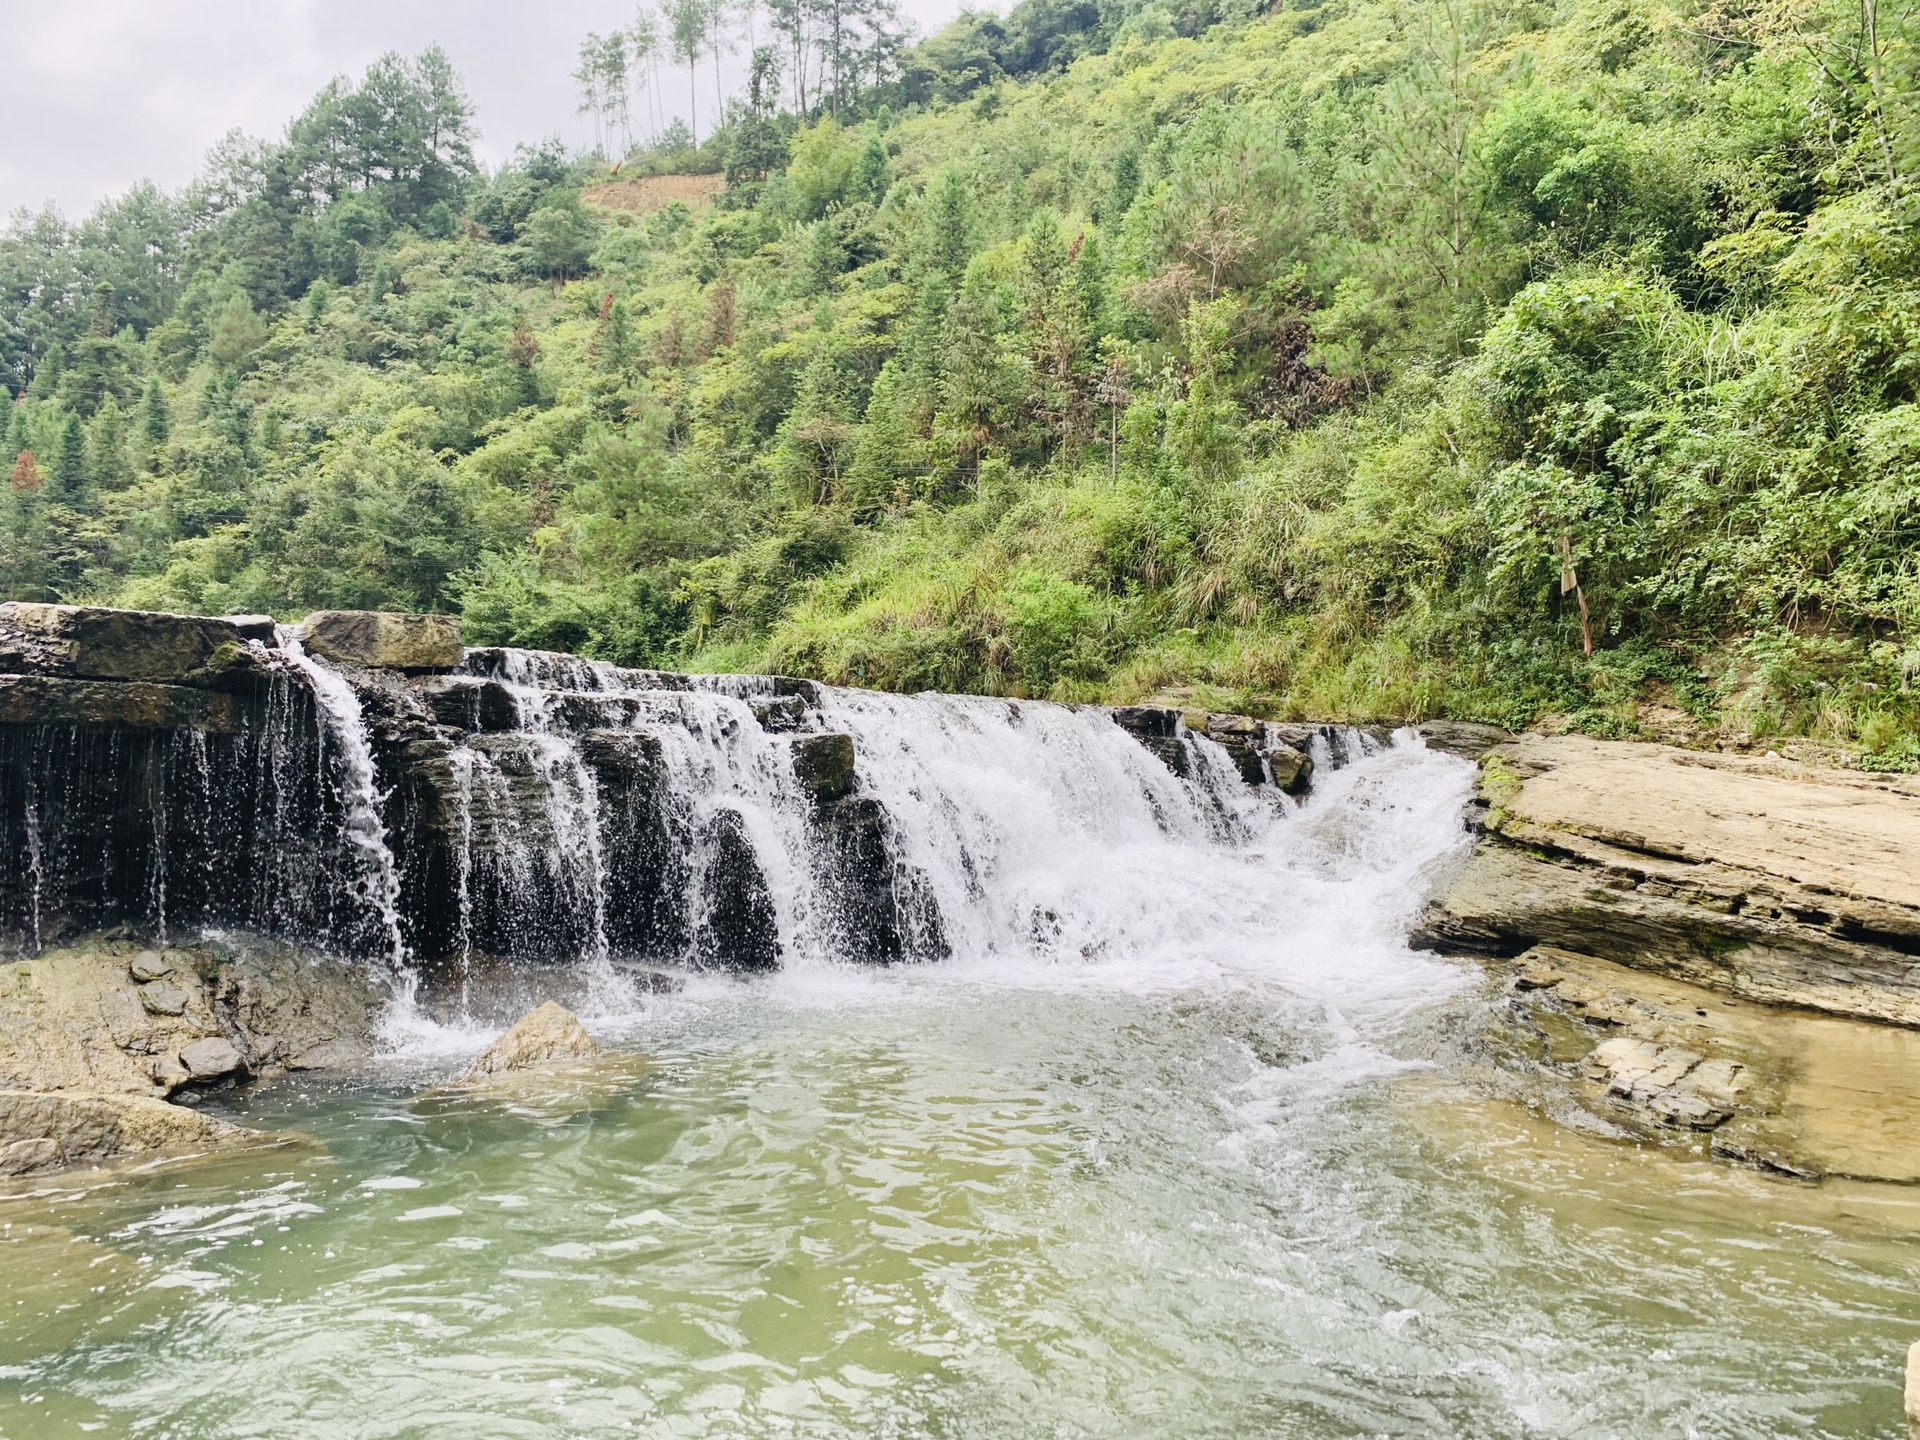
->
0, 936, 378, 1176
1415, 734, 1920, 1025
1489, 945, 1920, 1183
1416, 733, 1920, 1177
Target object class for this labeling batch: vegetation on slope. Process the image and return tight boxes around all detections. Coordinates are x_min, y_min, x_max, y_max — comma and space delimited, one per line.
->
3, 0, 1918, 764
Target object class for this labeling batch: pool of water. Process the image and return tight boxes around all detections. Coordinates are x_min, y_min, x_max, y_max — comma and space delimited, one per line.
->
3, 743, 1917, 1439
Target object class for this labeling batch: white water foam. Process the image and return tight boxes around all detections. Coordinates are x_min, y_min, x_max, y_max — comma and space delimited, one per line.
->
384, 653, 1479, 1085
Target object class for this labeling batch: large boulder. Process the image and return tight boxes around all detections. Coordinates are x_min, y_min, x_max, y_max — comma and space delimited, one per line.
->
0, 936, 378, 1162
1415, 735, 1920, 1024
693, 808, 782, 971
297, 610, 463, 671
460, 1001, 600, 1080
0, 603, 255, 689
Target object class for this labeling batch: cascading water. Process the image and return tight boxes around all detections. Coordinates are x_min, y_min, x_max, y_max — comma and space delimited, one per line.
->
272, 630, 409, 978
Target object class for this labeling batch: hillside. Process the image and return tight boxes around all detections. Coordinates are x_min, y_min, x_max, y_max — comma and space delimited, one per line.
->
2, 0, 1917, 765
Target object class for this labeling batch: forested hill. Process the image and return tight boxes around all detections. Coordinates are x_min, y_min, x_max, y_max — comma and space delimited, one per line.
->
3, 0, 1917, 766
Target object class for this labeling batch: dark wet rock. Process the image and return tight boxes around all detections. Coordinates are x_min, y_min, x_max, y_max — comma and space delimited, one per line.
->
693, 808, 781, 972
813, 794, 948, 964
297, 610, 463, 671
1110, 706, 1181, 740
1109, 710, 1190, 779
579, 729, 692, 961
792, 733, 857, 804
0, 674, 241, 732
417, 676, 521, 732
1414, 720, 1512, 759
1264, 745, 1313, 795
0, 603, 257, 689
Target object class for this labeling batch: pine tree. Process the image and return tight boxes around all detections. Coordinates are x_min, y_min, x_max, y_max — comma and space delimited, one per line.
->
846, 360, 916, 512
937, 264, 1011, 486
917, 168, 972, 282
139, 378, 171, 468
49, 412, 88, 501
1108, 146, 1141, 225
851, 129, 890, 205
88, 396, 130, 491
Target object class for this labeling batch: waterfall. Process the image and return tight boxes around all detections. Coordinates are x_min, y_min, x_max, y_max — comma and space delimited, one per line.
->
1, 632, 1442, 1017
273, 631, 409, 977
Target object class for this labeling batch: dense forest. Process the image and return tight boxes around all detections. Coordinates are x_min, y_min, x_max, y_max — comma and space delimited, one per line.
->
3, 0, 1917, 765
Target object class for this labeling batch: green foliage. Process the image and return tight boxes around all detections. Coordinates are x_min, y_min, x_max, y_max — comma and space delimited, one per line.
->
6, 0, 1920, 765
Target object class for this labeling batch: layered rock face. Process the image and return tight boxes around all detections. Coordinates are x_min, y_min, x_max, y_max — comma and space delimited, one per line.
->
1416, 734, 1920, 1024
0, 607, 1017, 978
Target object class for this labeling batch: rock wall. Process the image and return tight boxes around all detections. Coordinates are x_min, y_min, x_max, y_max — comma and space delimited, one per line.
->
1414, 734, 1920, 1025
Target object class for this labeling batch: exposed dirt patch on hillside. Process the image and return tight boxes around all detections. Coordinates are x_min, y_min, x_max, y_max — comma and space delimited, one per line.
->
581, 173, 725, 214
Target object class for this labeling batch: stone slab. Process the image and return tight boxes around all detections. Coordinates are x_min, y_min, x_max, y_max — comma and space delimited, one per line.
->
298, 610, 463, 670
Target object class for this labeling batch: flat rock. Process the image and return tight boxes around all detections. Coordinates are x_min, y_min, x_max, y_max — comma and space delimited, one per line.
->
0, 603, 254, 688
298, 610, 463, 670
460, 1001, 600, 1080
1416, 735, 1920, 1023
1500, 944, 1920, 1182
0, 1088, 249, 1174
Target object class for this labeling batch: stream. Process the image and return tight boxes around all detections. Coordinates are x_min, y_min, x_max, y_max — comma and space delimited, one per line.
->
2, 716, 1917, 1437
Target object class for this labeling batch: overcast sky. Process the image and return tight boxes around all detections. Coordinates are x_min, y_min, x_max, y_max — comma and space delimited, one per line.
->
0, 0, 969, 220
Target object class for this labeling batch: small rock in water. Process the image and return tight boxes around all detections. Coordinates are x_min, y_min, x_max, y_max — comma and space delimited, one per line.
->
461, 1002, 600, 1080
1905, 1340, 1920, 1436
178, 1038, 243, 1081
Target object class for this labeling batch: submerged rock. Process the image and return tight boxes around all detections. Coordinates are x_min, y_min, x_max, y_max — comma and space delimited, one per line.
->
0, 1089, 249, 1175
1493, 943, 1920, 1182
460, 1001, 600, 1079
297, 610, 463, 671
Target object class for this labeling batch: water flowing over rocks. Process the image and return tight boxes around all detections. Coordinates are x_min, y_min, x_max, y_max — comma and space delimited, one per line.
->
1, 605, 1332, 986
1415, 734, 1920, 1024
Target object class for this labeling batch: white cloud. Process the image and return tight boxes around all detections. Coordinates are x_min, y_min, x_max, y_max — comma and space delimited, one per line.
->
0, 0, 969, 219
